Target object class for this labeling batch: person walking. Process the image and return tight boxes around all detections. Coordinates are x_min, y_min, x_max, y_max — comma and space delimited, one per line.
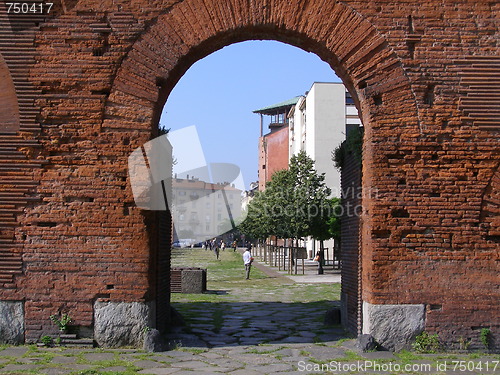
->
243, 244, 253, 280
213, 239, 220, 260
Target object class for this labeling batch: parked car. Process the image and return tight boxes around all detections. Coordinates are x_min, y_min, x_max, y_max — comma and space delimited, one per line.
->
173, 239, 197, 248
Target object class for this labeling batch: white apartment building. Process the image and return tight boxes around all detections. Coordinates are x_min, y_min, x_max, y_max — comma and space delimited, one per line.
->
289, 82, 361, 197
288, 82, 362, 258
171, 177, 242, 243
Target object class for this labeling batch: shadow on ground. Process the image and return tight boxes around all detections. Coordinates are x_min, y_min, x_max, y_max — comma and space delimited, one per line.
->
167, 300, 346, 348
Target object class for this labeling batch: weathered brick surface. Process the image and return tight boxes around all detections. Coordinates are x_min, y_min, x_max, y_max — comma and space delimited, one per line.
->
340, 147, 362, 336
258, 127, 290, 191
0, 0, 498, 349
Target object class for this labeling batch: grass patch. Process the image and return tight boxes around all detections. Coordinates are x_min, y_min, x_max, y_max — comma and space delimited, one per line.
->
245, 345, 285, 355
171, 248, 341, 304
396, 350, 424, 362
178, 347, 208, 354
335, 349, 363, 362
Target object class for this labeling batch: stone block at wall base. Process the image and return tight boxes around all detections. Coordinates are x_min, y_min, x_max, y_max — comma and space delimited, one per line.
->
94, 301, 155, 348
363, 302, 425, 351
0, 301, 24, 344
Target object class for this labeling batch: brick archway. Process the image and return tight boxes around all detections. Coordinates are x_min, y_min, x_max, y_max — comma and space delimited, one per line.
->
105, 0, 421, 346
0, 0, 498, 350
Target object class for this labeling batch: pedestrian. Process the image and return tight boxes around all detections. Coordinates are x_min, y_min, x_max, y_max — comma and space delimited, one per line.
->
314, 250, 324, 275
243, 244, 253, 279
213, 239, 220, 260
232, 240, 237, 252
221, 240, 226, 251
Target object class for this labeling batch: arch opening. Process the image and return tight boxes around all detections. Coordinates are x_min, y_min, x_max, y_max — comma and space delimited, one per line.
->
161, 40, 352, 347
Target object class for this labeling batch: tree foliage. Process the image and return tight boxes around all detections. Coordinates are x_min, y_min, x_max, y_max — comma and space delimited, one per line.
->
238, 151, 340, 243
332, 126, 364, 170
309, 197, 341, 241
237, 191, 271, 240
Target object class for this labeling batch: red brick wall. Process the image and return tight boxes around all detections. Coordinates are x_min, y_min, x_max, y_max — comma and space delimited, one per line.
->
258, 127, 290, 190
340, 145, 362, 336
0, 0, 497, 348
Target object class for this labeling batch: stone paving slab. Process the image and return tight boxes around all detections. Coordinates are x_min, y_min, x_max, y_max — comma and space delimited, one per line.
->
102, 365, 130, 372
0, 363, 40, 372
38, 368, 73, 375
228, 369, 262, 375
170, 360, 212, 369
306, 345, 347, 360
83, 352, 116, 362
134, 359, 169, 368
138, 368, 180, 375
51, 355, 78, 364
248, 362, 295, 373
236, 352, 277, 365
171, 371, 223, 375
0, 347, 30, 357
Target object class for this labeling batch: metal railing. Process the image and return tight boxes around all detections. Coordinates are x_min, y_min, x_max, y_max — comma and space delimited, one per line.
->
254, 242, 342, 273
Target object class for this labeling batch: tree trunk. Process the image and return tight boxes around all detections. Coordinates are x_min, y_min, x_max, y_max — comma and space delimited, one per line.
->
318, 239, 324, 275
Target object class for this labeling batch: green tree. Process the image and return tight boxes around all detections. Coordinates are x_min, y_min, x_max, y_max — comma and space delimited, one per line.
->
239, 151, 335, 249
238, 191, 271, 241
309, 197, 341, 242
287, 151, 332, 242
263, 168, 295, 239
308, 197, 341, 274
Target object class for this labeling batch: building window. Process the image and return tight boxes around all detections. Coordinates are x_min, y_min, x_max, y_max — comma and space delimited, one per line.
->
206, 215, 210, 222
179, 191, 186, 196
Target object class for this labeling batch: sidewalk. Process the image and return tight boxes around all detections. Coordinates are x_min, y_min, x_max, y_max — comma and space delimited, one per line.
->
250, 251, 342, 284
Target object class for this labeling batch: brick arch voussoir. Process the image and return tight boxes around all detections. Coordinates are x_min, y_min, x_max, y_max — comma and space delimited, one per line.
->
105, 0, 419, 137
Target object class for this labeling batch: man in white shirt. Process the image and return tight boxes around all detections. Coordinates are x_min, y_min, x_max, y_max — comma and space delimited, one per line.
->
243, 244, 253, 280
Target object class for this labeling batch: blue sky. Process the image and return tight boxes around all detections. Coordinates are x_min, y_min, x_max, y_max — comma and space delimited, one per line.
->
160, 40, 340, 189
